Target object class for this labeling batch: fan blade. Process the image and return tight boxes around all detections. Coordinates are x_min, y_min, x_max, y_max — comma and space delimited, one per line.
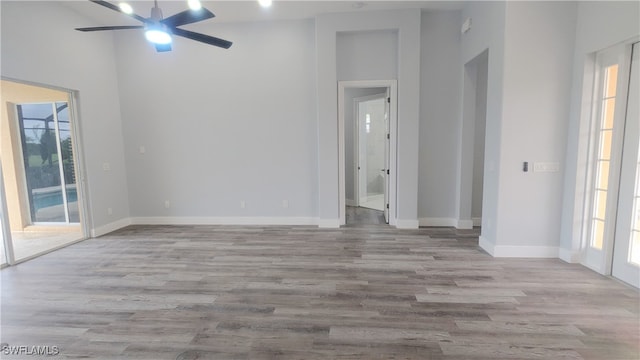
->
89, 0, 148, 23
76, 25, 144, 32
155, 43, 172, 52
172, 28, 232, 49
162, 8, 215, 28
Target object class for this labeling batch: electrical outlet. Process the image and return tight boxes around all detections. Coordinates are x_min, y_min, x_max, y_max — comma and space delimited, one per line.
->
139, 146, 146, 154
164, 200, 171, 209
282, 200, 289, 208
102, 162, 111, 171
240, 200, 246, 209
107, 207, 113, 215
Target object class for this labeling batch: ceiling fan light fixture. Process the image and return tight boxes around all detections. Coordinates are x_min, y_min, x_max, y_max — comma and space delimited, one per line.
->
119, 2, 133, 14
145, 25, 172, 45
188, 0, 202, 11
258, 0, 272, 8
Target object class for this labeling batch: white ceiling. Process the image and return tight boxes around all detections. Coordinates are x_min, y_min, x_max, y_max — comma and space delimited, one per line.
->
62, 1, 463, 26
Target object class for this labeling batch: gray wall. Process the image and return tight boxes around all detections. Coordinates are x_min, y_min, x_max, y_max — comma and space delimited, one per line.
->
1, 1, 130, 235
114, 19, 318, 219
337, 30, 398, 81
418, 10, 463, 222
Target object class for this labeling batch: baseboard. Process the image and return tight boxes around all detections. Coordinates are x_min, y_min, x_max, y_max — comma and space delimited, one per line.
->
131, 216, 319, 226
345, 199, 357, 207
492, 245, 559, 258
419, 217, 456, 227
396, 219, 419, 229
318, 218, 340, 228
472, 217, 482, 227
91, 217, 132, 237
478, 235, 495, 255
559, 247, 581, 263
456, 219, 474, 230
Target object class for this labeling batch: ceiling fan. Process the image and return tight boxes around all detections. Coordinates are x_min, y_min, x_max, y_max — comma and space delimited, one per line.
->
76, 0, 232, 52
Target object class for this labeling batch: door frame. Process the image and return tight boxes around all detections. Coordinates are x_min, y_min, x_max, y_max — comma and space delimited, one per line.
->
338, 80, 397, 226
0, 77, 92, 265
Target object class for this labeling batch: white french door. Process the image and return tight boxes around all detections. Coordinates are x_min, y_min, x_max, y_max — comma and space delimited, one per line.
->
611, 43, 640, 287
583, 41, 640, 288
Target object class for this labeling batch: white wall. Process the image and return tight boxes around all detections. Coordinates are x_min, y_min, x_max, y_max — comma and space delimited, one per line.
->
461, 1, 578, 256
460, 1, 506, 244
560, 1, 640, 262
418, 10, 462, 225
0, 1, 130, 236
114, 19, 318, 222
495, 1, 576, 255
337, 30, 398, 81
317, 9, 421, 228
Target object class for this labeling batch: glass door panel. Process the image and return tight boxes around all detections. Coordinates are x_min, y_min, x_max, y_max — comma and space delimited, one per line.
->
55, 102, 79, 223
17, 102, 77, 224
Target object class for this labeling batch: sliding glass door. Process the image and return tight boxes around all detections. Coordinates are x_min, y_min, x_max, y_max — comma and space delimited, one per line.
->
17, 102, 78, 224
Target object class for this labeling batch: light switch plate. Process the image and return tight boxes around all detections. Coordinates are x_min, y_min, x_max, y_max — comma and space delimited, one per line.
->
534, 162, 560, 172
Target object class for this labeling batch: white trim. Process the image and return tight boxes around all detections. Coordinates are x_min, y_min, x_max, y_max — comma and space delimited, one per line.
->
91, 217, 132, 237
338, 80, 398, 227
318, 218, 340, 228
472, 217, 482, 227
456, 219, 474, 230
131, 217, 320, 226
491, 245, 559, 258
478, 235, 494, 256
419, 217, 456, 227
559, 247, 581, 263
395, 219, 419, 229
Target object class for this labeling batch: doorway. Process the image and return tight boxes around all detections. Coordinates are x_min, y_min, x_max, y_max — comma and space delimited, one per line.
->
338, 80, 397, 226
459, 50, 488, 230
0, 79, 88, 264
582, 41, 639, 288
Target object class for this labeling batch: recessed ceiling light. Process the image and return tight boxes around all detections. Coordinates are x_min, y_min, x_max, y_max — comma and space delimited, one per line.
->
119, 2, 133, 14
188, 0, 202, 11
258, 0, 272, 8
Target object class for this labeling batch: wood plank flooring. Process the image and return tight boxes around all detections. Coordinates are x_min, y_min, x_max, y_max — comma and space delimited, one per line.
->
1, 225, 638, 359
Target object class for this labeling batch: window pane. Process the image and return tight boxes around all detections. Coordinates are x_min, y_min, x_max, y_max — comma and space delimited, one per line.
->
594, 190, 608, 220
56, 102, 79, 223
18, 104, 66, 223
596, 160, 610, 190
591, 219, 605, 250
599, 130, 613, 159
604, 65, 618, 98
602, 98, 616, 129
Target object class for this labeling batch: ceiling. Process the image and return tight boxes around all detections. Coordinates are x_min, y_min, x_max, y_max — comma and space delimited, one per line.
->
62, 1, 463, 26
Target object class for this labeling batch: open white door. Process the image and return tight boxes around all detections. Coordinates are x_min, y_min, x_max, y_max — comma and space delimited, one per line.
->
612, 43, 640, 288
383, 88, 390, 224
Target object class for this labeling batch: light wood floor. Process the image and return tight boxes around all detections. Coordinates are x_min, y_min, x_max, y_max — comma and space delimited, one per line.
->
1, 225, 638, 359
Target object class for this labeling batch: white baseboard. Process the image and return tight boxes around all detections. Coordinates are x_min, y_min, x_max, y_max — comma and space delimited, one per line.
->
91, 217, 132, 237
472, 217, 482, 227
418, 217, 456, 227
478, 235, 495, 255
396, 219, 419, 229
318, 218, 340, 228
345, 199, 357, 207
559, 247, 581, 263
131, 216, 319, 226
456, 219, 474, 230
